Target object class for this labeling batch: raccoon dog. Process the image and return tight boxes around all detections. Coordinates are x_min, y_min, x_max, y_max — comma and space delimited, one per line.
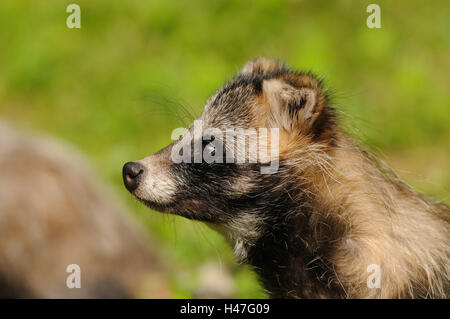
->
123, 58, 449, 298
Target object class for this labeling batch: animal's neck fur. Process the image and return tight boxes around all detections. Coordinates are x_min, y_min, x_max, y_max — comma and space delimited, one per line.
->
246, 199, 343, 298
216, 133, 449, 298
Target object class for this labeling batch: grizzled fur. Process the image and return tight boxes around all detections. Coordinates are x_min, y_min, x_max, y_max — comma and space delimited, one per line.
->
125, 58, 450, 298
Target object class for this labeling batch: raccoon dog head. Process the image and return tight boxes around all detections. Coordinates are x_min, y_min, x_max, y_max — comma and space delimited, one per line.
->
123, 58, 335, 246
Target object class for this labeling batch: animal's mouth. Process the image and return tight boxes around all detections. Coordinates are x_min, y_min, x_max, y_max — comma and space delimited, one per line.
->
137, 196, 218, 223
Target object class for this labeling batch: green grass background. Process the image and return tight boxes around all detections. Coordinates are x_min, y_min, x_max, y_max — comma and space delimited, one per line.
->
0, 0, 448, 298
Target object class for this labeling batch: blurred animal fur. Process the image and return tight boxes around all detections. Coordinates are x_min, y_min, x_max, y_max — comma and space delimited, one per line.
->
0, 122, 168, 298
124, 58, 450, 298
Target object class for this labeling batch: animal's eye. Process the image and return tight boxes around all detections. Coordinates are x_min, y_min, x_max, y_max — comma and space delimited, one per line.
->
202, 140, 216, 156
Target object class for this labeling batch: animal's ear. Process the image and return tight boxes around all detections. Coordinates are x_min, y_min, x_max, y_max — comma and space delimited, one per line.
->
240, 57, 282, 75
261, 75, 333, 139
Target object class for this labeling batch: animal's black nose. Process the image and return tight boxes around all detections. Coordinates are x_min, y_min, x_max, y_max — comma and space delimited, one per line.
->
123, 162, 144, 192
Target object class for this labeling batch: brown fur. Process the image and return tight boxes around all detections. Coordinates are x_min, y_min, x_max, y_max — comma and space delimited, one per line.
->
0, 122, 169, 298
124, 57, 449, 298
246, 58, 450, 298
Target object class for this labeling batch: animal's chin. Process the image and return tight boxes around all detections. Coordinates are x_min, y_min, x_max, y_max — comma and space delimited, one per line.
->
137, 197, 218, 223
138, 198, 174, 214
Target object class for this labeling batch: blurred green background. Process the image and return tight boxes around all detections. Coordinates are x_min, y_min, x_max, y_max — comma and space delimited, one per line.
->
0, 0, 448, 298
